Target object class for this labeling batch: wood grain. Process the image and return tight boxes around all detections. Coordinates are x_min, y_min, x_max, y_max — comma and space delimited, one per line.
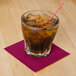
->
0, 0, 76, 76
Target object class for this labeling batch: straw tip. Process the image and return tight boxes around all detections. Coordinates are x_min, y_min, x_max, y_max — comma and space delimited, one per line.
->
62, 2, 64, 4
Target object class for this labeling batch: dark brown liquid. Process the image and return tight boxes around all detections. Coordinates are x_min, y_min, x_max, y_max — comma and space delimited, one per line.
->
21, 13, 58, 55
22, 24, 58, 54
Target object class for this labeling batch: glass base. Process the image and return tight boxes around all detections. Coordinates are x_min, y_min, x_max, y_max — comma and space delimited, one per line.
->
25, 48, 51, 57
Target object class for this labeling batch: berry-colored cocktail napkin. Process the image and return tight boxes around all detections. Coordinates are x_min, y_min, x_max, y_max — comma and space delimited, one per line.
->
4, 40, 70, 72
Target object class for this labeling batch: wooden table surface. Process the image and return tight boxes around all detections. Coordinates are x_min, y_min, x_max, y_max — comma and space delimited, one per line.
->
0, 0, 76, 76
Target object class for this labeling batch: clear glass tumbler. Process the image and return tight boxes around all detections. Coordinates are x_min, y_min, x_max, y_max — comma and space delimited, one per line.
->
21, 10, 59, 57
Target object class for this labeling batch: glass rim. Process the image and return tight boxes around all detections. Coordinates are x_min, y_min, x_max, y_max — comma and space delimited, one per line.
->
21, 10, 59, 30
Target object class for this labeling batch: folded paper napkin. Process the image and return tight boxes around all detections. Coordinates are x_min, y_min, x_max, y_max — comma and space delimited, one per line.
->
4, 40, 70, 72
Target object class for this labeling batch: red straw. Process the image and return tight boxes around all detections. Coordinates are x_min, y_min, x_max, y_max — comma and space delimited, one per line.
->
49, 2, 64, 20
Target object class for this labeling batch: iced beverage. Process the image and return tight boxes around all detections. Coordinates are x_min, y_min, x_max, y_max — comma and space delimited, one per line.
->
21, 10, 59, 57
